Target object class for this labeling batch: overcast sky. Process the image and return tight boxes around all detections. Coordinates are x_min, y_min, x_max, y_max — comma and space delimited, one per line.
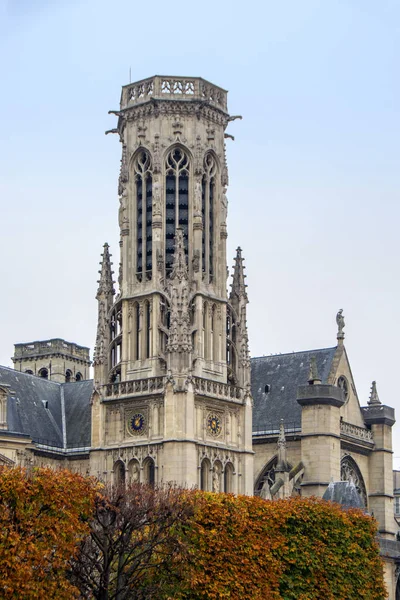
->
1, 0, 399, 466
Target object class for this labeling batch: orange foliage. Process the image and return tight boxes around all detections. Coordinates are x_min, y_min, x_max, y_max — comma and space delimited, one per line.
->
0, 466, 98, 600
172, 493, 386, 600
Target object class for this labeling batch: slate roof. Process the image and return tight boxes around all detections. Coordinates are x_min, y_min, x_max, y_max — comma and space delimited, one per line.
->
0, 366, 93, 451
63, 380, 92, 448
251, 347, 337, 434
1, 346, 338, 450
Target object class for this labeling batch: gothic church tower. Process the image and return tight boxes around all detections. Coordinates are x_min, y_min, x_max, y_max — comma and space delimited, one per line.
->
90, 76, 253, 493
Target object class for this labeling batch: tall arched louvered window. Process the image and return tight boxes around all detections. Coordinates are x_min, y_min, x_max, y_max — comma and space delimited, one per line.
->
202, 153, 217, 282
134, 151, 152, 281
165, 148, 189, 273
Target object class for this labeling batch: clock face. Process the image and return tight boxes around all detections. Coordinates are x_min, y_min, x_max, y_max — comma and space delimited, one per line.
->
129, 413, 146, 435
207, 413, 222, 437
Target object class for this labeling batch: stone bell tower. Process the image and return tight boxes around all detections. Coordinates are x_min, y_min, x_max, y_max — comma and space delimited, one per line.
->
90, 76, 253, 493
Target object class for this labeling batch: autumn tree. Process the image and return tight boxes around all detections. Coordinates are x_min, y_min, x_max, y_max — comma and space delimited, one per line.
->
0, 466, 98, 600
69, 483, 194, 600
172, 493, 386, 600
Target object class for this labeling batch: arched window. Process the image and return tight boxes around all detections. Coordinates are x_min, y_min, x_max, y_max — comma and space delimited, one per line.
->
143, 458, 155, 486
24, 370, 33, 375
114, 460, 125, 487
254, 456, 278, 497
75, 372, 82, 382
224, 462, 234, 493
165, 148, 189, 273
341, 455, 367, 507
202, 153, 217, 283
65, 369, 72, 383
38, 368, 48, 379
200, 458, 211, 491
133, 150, 152, 281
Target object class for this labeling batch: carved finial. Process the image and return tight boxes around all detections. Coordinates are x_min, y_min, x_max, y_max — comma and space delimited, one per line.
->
308, 356, 321, 385
336, 309, 345, 341
230, 247, 248, 301
170, 228, 188, 282
276, 419, 288, 471
165, 228, 192, 355
96, 243, 115, 299
368, 381, 381, 405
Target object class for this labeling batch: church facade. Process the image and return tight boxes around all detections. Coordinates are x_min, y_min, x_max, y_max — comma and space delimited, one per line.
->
0, 75, 398, 597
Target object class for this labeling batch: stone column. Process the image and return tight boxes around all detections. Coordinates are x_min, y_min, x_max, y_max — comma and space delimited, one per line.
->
362, 403, 396, 539
297, 382, 345, 497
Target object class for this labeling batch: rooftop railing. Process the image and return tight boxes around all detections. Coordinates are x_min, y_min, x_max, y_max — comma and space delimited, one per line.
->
121, 76, 228, 112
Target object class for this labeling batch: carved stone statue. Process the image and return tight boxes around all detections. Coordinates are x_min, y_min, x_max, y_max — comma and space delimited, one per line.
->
194, 179, 202, 216
212, 466, 220, 493
192, 250, 200, 273
336, 309, 345, 337
152, 179, 162, 216
118, 189, 128, 228
221, 187, 228, 224
131, 462, 140, 483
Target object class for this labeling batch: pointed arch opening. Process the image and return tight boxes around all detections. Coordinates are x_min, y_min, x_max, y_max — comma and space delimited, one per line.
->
224, 462, 234, 493
133, 149, 153, 282
201, 152, 218, 283
143, 457, 155, 486
255, 456, 278, 497
165, 147, 190, 274
113, 460, 126, 487
200, 458, 211, 491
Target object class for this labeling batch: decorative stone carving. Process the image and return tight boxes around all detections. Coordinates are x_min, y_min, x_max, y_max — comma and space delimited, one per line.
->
194, 178, 202, 217
221, 187, 228, 224
192, 250, 200, 272
165, 229, 193, 354
152, 134, 162, 173
193, 135, 204, 175
340, 420, 374, 442
368, 380, 381, 405
156, 249, 164, 272
152, 178, 162, 216
336, 309, 345, 338
118, 144, 128, 196
212, 465, 220, 492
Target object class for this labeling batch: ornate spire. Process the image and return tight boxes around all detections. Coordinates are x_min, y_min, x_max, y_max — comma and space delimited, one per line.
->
308, 355, 321, 385
165, 229, 192, 354
93, 300, 107, 367
230, 247, 248, 302
336, 309, 345, 342
96, 243, 115, 299
276, 419, 288, 471
368, 381, 381, 405
169, 228, 188, 282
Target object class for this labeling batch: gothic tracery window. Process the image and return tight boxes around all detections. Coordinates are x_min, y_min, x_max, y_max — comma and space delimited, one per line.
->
341, 455, 367, 507
202, 153, 217, 282
254, 457, 277, 496
134, 150, 152, 281
165, 148, 189, 273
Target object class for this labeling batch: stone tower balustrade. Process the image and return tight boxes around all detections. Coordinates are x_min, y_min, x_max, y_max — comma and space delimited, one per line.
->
120, 76, 228, 112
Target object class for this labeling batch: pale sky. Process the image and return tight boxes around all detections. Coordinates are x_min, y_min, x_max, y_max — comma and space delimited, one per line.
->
1, 1, 399, 466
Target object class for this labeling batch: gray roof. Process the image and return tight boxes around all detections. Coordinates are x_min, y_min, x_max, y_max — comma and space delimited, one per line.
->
0, 366, 92, 450
251, 347, 337, 433
63, 380, 92, 448
322, 480, 364, 509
